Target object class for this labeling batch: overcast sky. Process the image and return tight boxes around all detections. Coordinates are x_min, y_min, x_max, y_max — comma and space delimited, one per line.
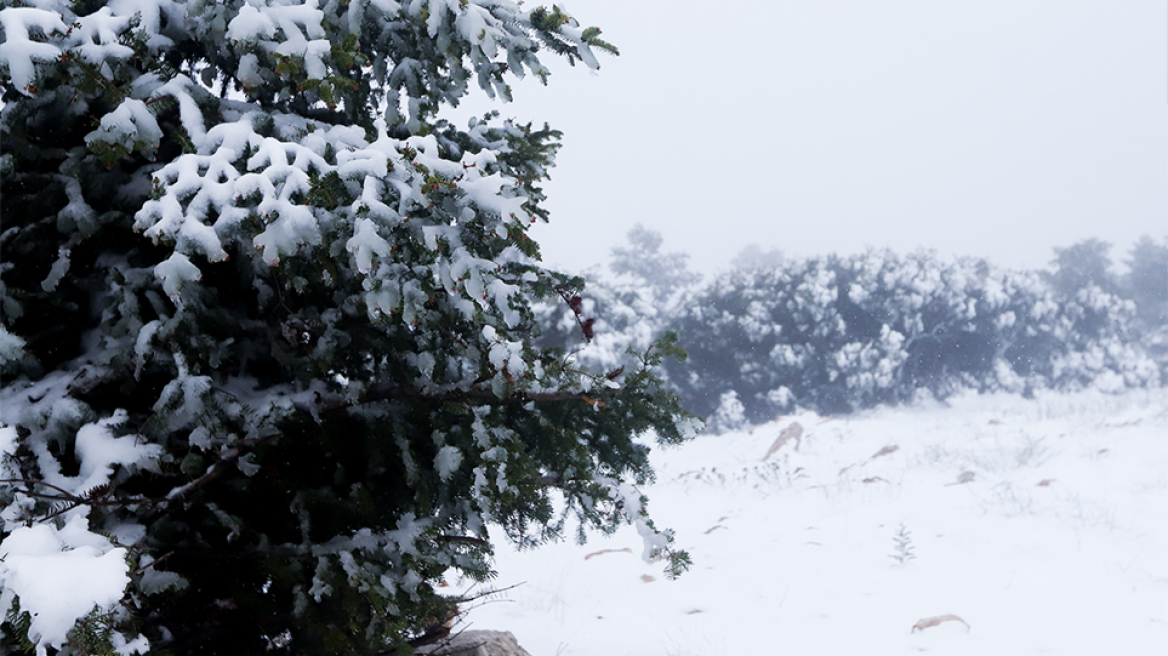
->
448, 0, 1167, 275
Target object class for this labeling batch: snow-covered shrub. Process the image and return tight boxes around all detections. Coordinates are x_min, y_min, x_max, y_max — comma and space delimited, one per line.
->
536, 225, 700, 379
667, 248, 1160, 421
706, 391, 748, 434
0, 3, 695, 654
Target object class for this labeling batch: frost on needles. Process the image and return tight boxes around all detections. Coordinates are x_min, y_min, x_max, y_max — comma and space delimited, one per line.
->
0, 2, 694, 654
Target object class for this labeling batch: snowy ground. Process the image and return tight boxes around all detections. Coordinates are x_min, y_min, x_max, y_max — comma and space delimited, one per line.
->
459, 389, 1168, 655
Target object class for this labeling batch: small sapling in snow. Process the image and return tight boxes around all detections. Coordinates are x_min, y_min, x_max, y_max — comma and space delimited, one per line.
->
890, 523, 917, 565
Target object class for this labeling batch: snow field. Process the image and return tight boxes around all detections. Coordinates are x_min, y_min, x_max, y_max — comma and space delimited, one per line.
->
462, 389, 1168, 655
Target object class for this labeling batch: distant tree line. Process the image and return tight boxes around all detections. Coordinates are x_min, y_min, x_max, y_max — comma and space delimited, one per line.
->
542, 231, 1167, 431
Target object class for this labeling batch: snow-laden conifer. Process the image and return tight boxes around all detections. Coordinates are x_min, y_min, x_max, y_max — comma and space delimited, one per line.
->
0, 2, 693, 653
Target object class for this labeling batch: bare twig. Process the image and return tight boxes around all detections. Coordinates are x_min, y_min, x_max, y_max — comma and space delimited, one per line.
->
554, 285, 593, 343
131, 551, 174, 575
0, 478, 79, 498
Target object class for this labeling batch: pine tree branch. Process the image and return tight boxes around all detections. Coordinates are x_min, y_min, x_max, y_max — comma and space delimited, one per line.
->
152, 433, 280, 510
130, 551, 174, 575
299, 382, 602, 415
554, 284, 594, 342
158, 535, 486, 561
162, 544, 308, 560
433, 535, 489, 547
1, 479, 137, 507
3, 478, 150, 523
158, 447, 240, 505
0, 478, 80, 499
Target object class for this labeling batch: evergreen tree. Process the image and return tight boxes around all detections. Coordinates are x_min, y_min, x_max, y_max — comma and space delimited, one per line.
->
1048, 238, 1116, 297
1123, 235, 1168, 375
729, 244, 784, 272
609, 225, 701, 305
1124, 235, 1168, 327
0, 2, 695, 654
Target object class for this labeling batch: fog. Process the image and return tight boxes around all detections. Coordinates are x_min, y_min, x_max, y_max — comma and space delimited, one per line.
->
445, 0, 1167, 275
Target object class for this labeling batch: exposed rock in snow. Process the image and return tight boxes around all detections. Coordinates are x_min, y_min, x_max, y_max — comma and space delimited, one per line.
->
417, 630, 533, 656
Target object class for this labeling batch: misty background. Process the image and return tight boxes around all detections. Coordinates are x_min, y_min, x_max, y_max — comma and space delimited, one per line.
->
443, 0, 1167, 275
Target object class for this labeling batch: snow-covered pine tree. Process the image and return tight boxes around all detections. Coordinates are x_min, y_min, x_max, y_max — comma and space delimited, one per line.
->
1047, 238, 1118, 297
0, 2, 696, 654
1124, 236, 1168, 329
1124, 236, 1168, 374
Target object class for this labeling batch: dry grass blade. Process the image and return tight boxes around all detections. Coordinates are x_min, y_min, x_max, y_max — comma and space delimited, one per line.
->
911, 614, 970, 633
871, 445, 899, 459
583, 547, 631, 560
763, 422, 803, 460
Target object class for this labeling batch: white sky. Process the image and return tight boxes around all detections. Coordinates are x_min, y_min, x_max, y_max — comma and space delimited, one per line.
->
446, 0, 1168, 275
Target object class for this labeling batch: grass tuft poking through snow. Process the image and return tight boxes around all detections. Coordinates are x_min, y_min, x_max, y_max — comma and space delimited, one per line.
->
461, 388, 1168, 655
